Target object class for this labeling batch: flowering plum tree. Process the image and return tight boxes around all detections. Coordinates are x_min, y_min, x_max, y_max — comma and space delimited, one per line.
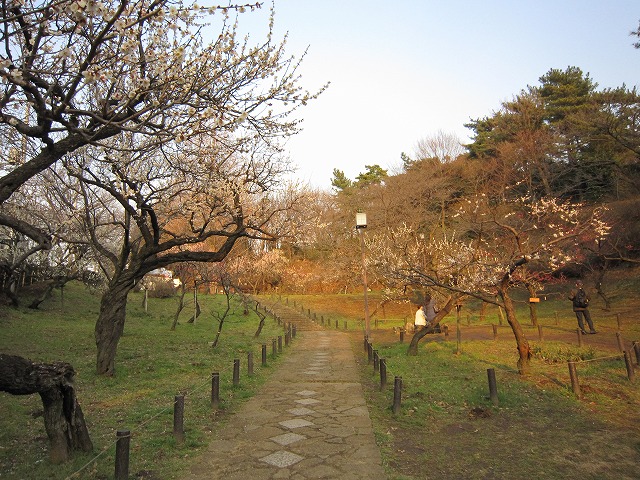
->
368, 195, 609, 374
1, 0, 324, 375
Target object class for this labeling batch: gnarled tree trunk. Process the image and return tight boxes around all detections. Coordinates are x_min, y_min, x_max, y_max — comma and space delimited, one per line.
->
95, 278, 134, 376
498, 286, 531, 375
0, 354, 93, 464
407, 295, 462, 356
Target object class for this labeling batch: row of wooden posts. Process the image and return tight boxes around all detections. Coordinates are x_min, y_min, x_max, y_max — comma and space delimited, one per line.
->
110, 307, 295, 480
365, 332, 639, 415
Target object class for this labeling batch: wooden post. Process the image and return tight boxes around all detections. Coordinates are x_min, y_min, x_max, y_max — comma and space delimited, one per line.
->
272, 338, 277, 357
115, 430, 130, 480
456, 304, 462, 355
285, 331, 290, 347
363, 335, 368, 353
633, 341, 640, 365
373, 350, 379, 373
399, 330, 404, 343
568, 361, 581, 398
247, 352, 254, 376
392, 376, 402, 414
554, 311, 559, 326
616, 313, 622, 330
173, 395, 185, 443
492, 324, 498, 340
538, 325, 544, 342
278, 336, 282, 353
487, 368, 499, 406
623, 351, 635, 382
233, 359, 240, 386
577, 328, 583, 347
616, 332, 625, 352
261, 344, 267, 366
344, 320, 348, 330
367, 342, 373, 364
211, 372, 219, 408
380, 358, 387, 391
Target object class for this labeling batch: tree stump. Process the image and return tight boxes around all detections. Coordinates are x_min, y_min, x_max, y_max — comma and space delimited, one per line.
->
0, 354, 93, 463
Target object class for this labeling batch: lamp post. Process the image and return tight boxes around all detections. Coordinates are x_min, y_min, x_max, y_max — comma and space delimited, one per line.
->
356, 212, 371, 338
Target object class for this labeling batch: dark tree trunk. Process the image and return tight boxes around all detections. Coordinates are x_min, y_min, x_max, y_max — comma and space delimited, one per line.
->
95, 279, 133, 376
498, 286, 531, 375
407, 295, 462, 356
594, 261, 612, 311
28, 276, 70, 309
254, 308, 266, 338
0, 354, 93, 464
171, 283, 187, 331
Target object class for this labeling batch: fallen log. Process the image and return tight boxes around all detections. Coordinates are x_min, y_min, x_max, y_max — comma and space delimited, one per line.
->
0, 354, 93, 463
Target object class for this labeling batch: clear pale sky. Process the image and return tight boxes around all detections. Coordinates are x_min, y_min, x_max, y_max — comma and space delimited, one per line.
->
240, 1, 640, 189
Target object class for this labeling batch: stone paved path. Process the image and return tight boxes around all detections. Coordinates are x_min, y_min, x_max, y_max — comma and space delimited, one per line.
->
185, 321, 387, 479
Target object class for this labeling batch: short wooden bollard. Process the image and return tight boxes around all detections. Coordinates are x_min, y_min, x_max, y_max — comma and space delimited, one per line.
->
321, 317, 325, 326
344, 320, 348, 330
577, 328, 583, 347
568, 361, 581, 398
554, 311, 559, 325
487, 368, 499, 406
278, 336, 283, 353
285, 332, 290, 347
211, 372, 220, 408
538, 325, 544, 341
492, 324, 498, 340
617, 313, 622, 330
399, 330, 404, 343
616, 332, 625, 352
363, 336, 368, 353
392, 376, 402, 414
261, 344, 267, 366
115, 429, 130, 480
335, 319, 339, 329
173, 395, 185, 443
367, 342, 373, 364
623, 350, 635, 382
233, 359, 240, 386
633, 341, 640, 365
272, 338, 277, 357
248, 352, 254, 376
380, 358, 387, 391
373, 350, 379, 373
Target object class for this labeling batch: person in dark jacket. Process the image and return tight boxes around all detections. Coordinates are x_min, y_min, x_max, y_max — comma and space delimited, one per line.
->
568, 280, 596, 334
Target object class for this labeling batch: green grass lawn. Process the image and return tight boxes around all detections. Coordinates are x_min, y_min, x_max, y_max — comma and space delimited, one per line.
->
2, 274, 639, 479
0, 283, 287, 479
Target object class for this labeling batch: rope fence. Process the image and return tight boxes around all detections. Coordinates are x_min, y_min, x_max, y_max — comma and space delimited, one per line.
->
63, 300, 293, 480
270, 294, 639, 416
361, 333, 638, 416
